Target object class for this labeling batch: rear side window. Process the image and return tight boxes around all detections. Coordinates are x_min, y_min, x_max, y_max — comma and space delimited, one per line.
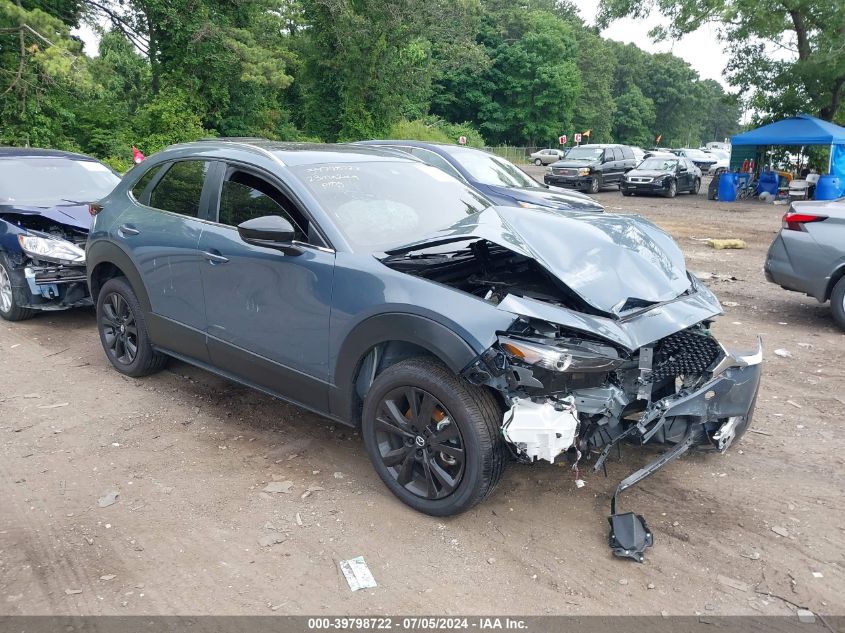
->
407, 147, 464, 181
621, 147, 634, 160
131, 164, 163, 203
149, 161, 210, 217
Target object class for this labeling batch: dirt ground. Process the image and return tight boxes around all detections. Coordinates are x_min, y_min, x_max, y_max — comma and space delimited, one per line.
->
1, 175, 844, 617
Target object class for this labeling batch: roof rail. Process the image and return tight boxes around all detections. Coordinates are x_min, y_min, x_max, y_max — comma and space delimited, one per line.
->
192, 137, 285, 167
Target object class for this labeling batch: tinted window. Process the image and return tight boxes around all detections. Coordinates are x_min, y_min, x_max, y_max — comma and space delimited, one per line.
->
406, 147, 464, 181
149, 161, 210, 217
441, 146, 540, 188
218, 171, 307, 242
0, 157, 120, 206
131, 164, 163, 203
291, 161, 490, 251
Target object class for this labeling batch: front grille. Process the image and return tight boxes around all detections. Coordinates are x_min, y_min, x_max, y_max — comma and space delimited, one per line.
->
629, 177, 653, 183
552, 167, 579, 176
651, 329, 720, 382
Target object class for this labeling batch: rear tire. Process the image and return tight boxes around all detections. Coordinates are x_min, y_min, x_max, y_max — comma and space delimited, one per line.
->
0, 254, 36, 322
361, 357, 506, 516
690, 178, 701, 194
831, 276, 845, 332
96, 276, 168, 377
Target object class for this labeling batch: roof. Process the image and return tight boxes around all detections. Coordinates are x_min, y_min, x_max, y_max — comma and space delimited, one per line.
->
184, 138, 410, 166
731, 114, 845, 146
0, 147, 98, 160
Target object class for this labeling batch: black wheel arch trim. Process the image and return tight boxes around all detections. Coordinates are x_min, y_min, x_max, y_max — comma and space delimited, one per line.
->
329, 313, 483, 424
87, 240, 152, 312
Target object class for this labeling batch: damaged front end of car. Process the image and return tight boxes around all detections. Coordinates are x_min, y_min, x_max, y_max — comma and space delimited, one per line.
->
0, 209, 91, 311
381, 206, 763, 562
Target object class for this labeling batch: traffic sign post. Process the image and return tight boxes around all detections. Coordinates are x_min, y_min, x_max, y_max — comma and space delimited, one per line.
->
458, 135, 467, 145
574, 133, 582, 145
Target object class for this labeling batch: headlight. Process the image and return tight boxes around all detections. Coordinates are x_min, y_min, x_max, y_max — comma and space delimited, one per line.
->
578, 168, 591, 176
499, 336, 623, 373
18, 234, 85, 264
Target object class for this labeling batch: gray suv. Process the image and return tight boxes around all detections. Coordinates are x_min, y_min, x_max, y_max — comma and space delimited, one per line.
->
87, 139, 761, 561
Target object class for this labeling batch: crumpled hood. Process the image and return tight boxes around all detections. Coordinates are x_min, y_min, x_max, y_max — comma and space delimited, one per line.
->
487, 184, 604, 212
388, 206, 691, 315
0, 203, 91, 231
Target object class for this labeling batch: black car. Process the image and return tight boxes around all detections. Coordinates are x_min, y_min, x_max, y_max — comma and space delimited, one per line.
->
621, 156, 702, 198
544, 144, 637, 193
357, 141, 604, 212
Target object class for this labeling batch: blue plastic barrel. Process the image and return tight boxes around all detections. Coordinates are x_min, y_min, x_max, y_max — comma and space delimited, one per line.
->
815, 175, 842, 200
757, 171, 778, 196
718, 172, 737, 202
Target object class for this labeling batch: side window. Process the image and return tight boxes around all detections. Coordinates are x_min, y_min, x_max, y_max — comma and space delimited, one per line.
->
149, 161, 210, 217
131, 164, 163, 204
612, 148, 623, 161
217, 170, 309, 243
621, 147, 634, 160
406, 147, 465, 181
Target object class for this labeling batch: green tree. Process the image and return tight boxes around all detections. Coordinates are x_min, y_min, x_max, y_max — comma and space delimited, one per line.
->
571, 29, 616, 143
598, 0, 845, 122
612, 85, 656, 146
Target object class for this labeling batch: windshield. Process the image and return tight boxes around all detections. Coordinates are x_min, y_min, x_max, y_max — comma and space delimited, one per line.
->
562, 147, 603, 161
292, 161, 491, 251
441, 147, 540, 188
638, 158, 678, 171
682, 149, 710, 160
0, 157, 120, 206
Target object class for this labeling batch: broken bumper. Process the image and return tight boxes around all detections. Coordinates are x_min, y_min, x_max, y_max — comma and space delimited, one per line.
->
20, 263, 91, 310
606, 339, 763, 562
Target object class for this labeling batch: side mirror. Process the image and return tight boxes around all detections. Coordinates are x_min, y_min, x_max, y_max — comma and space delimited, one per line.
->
237, 215, 302, 256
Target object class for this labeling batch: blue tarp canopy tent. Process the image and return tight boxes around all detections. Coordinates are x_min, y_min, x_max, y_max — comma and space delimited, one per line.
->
731, 114, 845, 193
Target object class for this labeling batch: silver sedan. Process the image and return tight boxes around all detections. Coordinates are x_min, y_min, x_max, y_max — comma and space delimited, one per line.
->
529, 148, 565, 165
765, 197, 845, 330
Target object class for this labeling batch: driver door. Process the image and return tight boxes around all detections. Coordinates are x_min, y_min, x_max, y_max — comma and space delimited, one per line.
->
197, 163, 335, 412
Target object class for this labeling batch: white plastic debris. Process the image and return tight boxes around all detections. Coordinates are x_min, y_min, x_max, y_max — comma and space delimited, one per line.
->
502, 397, 578, 463
339, 556, 377, 591
575, 479, 586, 489
774, 348, 792, 358
796, 609, 815, 624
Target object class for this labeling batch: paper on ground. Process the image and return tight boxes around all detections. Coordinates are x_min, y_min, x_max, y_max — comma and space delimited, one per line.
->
339, 556, 377, 591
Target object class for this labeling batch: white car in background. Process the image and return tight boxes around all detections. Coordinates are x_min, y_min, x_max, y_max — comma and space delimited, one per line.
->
631, 146, 646, 164
704, 149, 730, 175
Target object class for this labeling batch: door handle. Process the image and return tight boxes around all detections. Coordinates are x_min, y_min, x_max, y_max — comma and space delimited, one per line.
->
202, 250, 229, 264
118, 224, 140, 236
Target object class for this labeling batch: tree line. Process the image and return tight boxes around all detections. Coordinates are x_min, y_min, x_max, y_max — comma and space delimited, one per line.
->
2, 0, 744, 170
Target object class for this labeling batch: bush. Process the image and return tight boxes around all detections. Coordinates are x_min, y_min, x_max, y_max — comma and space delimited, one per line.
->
384, 116, 485, 146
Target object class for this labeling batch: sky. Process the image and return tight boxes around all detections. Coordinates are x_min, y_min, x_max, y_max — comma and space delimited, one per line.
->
73, 2, 731, 88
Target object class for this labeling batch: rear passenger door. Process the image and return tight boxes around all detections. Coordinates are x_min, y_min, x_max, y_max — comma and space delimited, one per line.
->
604, 148, 623, 183
121, 159, 215, 361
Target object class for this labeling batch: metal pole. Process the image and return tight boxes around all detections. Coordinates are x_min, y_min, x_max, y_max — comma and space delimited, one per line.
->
829, 144, 834, 174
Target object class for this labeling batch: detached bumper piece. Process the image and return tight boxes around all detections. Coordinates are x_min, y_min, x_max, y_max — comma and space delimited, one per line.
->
602, 339, 763, 563
22, 264, 91, 310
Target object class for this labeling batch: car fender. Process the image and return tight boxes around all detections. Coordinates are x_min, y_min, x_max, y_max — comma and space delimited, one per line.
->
825, 258, 845, 301
329, 312, 483, 423
86, 239, 152, 312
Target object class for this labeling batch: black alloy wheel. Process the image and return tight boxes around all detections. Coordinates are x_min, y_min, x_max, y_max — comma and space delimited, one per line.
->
100, 290, 139, 365
373, 386, 465, 500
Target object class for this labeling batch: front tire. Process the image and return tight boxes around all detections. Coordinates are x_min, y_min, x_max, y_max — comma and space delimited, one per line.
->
96, 276, 168, 377
831, 276, 845, 331
664, 179, 677, 198
361, 357, 506, 516
588, 176, 601, 194
534, 158, 542, 166
0, 254, 36, 322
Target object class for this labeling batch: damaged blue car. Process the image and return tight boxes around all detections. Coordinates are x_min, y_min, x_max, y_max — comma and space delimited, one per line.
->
86, 139, 762, 561
0, 148, 120, 320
